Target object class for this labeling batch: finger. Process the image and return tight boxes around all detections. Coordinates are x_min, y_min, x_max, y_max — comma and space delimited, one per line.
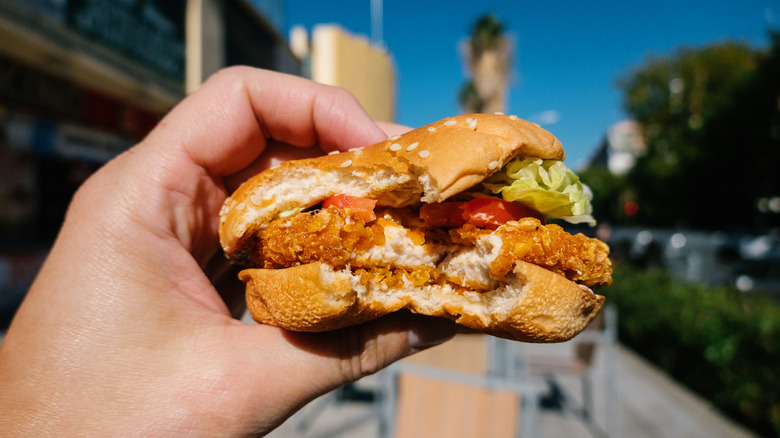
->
222, 140, 323, 193
296, 312, 458, 394
224, 124, 413, 193
222, 123, 414, 193
376, 121, 412, 137
142, 67, 388, 178
233, 312, 458, 430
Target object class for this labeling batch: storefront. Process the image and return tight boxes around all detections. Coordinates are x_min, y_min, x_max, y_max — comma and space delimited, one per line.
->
0, 0, 300, 328
0, 51, 165, 326
0, 1, 172, 327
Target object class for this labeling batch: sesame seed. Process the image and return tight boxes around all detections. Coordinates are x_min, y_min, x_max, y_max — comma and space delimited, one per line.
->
469, 119, 478, 130
488, 160, 499, 169
389, 143, 402, 151
328, 150, 340, 155
443, 119, 457, 126
418, 150, 430, 158
250, 194, 263, 205
493, 112, 505, 115
352, 148, 363, 156
509, 115, 518, 120
406, 142, 419, 152
427, 126, 436, 132
340, 160, 353, 168
389, 135, 401, 141
236, 202, 246, 211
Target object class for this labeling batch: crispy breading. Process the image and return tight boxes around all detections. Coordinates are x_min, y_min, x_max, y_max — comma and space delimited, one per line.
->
257, 207, 612, 289
451, 219, 612, 288
256, 207, 382, 269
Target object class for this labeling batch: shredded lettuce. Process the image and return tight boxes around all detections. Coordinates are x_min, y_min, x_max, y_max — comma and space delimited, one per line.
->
483, 157, 596, 226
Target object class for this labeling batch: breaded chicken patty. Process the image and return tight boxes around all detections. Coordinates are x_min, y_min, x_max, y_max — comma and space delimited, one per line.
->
252, 207, 612, 291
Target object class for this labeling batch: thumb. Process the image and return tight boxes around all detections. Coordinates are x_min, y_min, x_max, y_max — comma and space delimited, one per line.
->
283, 311, 459, 385
232, 312, 458, 431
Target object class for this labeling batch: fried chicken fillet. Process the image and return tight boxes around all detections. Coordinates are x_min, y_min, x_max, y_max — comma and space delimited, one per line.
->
253, 207, 611, 292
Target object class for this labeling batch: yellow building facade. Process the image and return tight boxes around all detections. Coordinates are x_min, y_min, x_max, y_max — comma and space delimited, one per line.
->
308, 25, 396, 123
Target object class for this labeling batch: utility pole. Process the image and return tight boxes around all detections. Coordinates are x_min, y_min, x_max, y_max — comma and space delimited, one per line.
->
371, 0, 383, 46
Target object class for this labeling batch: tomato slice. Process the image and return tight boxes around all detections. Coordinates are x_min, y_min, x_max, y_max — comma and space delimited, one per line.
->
420, 202, 467, 227
462, 198, 544, 229
324, 194, 542, 229
421, 198, 544, 229
322, 194, 378, 223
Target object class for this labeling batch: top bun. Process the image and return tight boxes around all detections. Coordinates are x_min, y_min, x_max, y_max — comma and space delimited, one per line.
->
219, 114, 565, 261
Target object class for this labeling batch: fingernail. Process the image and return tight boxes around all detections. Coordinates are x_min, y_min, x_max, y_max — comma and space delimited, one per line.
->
407, 316, 458, 352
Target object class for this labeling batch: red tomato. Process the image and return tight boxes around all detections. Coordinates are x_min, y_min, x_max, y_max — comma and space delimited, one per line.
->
420, 202, 467, 227
420, 198, 544, 229
462, 198, 545, 229
322, 194, 378, 222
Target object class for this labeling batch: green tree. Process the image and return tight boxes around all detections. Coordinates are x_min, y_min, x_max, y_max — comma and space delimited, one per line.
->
615, 35, 780, 229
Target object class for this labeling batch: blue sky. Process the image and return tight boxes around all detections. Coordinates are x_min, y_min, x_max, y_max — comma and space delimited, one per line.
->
285, 0, 776, 168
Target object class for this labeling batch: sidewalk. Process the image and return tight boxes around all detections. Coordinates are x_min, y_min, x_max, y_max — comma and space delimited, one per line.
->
533, 343, 756, 438
269, 340, 758, 438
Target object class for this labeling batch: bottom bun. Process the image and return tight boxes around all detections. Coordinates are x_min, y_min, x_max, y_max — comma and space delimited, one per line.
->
239, 261, 605, 343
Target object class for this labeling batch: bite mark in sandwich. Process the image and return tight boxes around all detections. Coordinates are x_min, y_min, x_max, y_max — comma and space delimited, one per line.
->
219, 114, 612, 342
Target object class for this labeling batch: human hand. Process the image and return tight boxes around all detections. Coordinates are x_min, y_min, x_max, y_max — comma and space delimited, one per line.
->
0, 67, 456, 436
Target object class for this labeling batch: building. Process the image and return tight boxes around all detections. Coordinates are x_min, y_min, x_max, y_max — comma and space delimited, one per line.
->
0, 0, 299, 327
588, 119, 646, 175
292, 24, 397, 123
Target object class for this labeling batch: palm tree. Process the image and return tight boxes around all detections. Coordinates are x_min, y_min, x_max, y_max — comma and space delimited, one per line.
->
459, 14, 512, 114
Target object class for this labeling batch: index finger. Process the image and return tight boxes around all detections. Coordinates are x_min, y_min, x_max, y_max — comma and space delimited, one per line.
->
142, 67, 388, 178
223, 122, 415, 192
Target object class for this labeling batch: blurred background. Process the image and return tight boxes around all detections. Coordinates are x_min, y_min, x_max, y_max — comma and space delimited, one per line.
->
0, 0, 778, 437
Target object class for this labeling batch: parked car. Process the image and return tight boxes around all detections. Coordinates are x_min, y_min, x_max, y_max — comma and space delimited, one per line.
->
608, 227, 780, 295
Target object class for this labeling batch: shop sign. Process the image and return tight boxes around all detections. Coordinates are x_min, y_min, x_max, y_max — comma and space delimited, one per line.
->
6, 113, 131, 162
12, 0, 185, 80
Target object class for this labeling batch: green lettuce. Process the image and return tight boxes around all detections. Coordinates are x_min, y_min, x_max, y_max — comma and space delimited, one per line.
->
483, 157, 596, 226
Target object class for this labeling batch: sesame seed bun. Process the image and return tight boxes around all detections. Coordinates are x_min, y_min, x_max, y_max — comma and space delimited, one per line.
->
219, 113, 608, 343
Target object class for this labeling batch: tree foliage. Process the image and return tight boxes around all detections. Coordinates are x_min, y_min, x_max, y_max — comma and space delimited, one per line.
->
578, 165, 628, 222
586, 32, 780, 230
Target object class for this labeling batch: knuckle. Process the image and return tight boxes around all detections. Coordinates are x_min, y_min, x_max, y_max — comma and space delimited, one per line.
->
336, 327, 390, 385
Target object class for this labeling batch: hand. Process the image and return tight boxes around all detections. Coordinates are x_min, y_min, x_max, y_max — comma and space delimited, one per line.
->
0, 67, 456, 436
